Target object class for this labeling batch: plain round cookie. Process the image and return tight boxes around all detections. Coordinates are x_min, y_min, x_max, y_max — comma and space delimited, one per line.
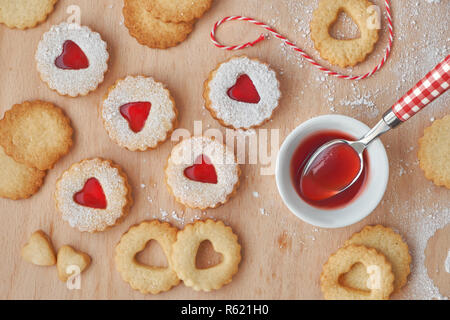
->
146, 0, 213, 23
310, 0, 379, 67
320, 244, 394, 300
115, 220, 180, 294
341, 225, 411, 292
101, 75, 178, 151
0, 101, 73, 170
0, 147, 46, 200
171, 219, 241, 292
418, 115, 450, 189
0, 0, 58, 29
123, 0, 195, 49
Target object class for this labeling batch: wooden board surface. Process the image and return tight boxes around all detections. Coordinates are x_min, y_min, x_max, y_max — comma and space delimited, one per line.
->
0, 0, 449, 300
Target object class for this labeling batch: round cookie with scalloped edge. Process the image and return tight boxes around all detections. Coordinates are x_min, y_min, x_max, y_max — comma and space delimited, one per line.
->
320, 244, 394, 300
165, 136, 240, 209
55, 158, 132, 233
171, 219, 241, 292
0, 146, 46, 200
115, 220, 180, 294
310, 0, 379, 67
341, 225, 411, 293
0, 0, 59, 29
101, 76, 177, 151
204, 56, 281, 130
36, 22, 109, 97
123, 0, 194, 49
418, 114, 450, 189
0, 100, 73, 171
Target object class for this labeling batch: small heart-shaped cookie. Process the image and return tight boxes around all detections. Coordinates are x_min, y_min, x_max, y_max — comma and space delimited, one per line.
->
21, 230, 56, 266
56, 245, 91, 282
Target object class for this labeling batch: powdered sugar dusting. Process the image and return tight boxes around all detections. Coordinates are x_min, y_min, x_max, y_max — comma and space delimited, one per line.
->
165, 136, 239, 209
55, 159, 129, 232
35, 22, 108, 97
102, 76, 176, 151
392, 206, 449, 300
208, 56, 281, 129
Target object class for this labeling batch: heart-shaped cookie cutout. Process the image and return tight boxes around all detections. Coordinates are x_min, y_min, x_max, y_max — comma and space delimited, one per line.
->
119, 101, 152, 133
184, 155, 218, 184
320, 245, 394, 300
21, 230, 56, 266
73, 178, 107, 209
196, 240, 224, 269
55, 40, 89, 70
227, 74, 260, 104
57, 245, 91, 282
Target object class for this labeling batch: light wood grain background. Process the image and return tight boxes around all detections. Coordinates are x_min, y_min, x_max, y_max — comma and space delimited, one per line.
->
0, 0, 448, 300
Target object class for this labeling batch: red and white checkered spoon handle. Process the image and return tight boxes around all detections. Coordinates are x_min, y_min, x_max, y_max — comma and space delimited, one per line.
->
391, 55, 450, 122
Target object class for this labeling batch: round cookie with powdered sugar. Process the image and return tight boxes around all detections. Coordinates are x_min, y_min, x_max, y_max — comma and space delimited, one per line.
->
55, 158, 132, 233
165, 136, 240, 209
101, 76, 178, 151
204, 56, 281, 130
35, 22, 109, 97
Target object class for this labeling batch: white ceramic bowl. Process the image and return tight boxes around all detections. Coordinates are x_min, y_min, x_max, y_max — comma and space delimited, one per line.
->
275, 115, 389, 228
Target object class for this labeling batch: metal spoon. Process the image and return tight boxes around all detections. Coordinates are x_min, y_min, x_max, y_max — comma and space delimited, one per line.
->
301, 55, 450, 201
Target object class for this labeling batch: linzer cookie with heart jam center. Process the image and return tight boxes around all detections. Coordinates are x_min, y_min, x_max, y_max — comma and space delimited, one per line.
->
55, 158, 132, 232
35, 22, 109, 97
204, 56, 281, 130
101, 76, 178, 151
165, 136, 240, 209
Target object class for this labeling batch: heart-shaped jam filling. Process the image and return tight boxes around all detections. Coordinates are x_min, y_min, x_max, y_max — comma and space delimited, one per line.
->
55, 40, 89, 70
184, 155, 218, 184
119, 102, 152, 133
227, 74, 260, 104
73, 178, 107, 209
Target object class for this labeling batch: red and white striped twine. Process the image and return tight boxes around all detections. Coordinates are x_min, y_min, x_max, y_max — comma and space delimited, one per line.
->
210, 0, 393, 81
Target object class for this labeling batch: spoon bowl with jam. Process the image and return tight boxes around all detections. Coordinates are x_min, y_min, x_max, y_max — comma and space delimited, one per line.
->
300, 55, 449, 202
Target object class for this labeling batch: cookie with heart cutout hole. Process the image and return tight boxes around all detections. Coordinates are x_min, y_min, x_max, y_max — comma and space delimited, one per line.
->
310, 0, 379, 68
320, 244, 394, 300
21, 230, 56, 266
204, 56, 281, 130
55, 158, 132, 233
0, 0, 59, 29
56, 245, 91, 282
171, 219, 241, 292
36, 22, 109, 97
101, 76, 178, 151
115, 220, 180, 294
341, 225, 411, 293
165, 136, 240, 210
